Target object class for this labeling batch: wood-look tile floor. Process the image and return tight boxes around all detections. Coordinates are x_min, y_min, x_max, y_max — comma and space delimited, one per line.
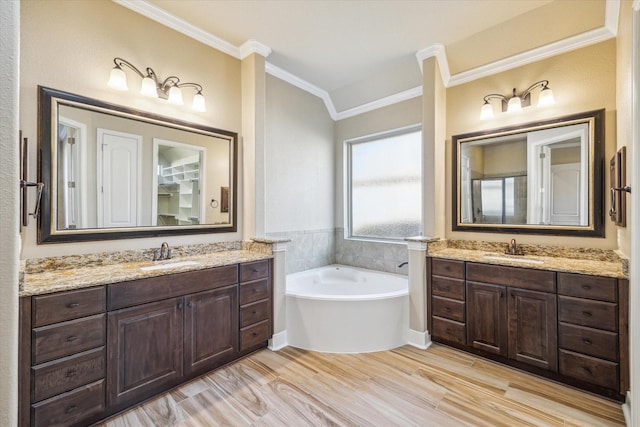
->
97, 344, 626, 427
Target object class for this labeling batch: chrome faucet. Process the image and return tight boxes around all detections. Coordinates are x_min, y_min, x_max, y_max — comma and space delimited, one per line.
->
505, 238, 524, 256
153, 242, 173, 261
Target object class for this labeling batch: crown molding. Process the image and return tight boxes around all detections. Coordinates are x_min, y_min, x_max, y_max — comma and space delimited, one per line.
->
334, 86, 422, 121
239, 40, 273, 59
265, 62, 338, 120
116, 0, 620, 119
447, 26, 615, 87
415, 44, 450, 86
113, 0, 242, 58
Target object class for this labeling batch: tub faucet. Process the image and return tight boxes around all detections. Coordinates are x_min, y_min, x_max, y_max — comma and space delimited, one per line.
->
398, 262, 408, 268
153, 242, 173, 261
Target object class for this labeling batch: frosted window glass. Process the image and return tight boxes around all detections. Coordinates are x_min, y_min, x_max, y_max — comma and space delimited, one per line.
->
349, 130, 421, 240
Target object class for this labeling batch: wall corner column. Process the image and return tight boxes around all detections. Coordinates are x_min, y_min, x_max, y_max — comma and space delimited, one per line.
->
407, 240, 431, 349
269, 241, 288, 351
241, 53, 267, 240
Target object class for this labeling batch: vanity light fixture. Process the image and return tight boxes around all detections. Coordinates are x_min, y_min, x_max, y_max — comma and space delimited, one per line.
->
480, 80, 554, 120
107, 57, 206, 112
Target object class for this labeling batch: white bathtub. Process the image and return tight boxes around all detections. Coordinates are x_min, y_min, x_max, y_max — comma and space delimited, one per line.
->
286, 265, 409, 353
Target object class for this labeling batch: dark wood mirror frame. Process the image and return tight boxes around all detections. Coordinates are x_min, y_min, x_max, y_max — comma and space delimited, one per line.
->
452, 109, 605, 237
38, 86, 238, 243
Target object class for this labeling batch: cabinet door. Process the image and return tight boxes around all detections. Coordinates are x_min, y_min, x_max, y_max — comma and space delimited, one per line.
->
467, 281, 507, 356
508, 288, 558, 371
184, 285, 238, 377
107, 298, 183, 411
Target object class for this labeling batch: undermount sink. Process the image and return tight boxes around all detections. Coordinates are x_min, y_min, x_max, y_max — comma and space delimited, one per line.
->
140, 260, 200, 271
483, 255, 544, 265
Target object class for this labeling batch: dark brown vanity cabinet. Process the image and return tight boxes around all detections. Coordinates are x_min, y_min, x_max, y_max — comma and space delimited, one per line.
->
20, 259, 273, 427
20, 287, 107, 427
428, 257, 628, 400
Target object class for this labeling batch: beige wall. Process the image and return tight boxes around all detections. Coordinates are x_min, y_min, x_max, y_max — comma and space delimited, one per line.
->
20, 0, 243, 258
446, 39, 617, 248
0, 2, 20, 425
616, 1, 634, 258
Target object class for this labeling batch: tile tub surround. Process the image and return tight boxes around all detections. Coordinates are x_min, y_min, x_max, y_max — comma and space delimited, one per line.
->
427, 239, 627, 279
266, 229, 335, 274
20, 240, 275, 297
335, 229, 409, 275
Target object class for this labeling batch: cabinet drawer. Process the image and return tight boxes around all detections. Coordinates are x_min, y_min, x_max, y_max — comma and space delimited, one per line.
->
558, 296, 617, 332
432, 276, 464, 300
31, 380, 105, 427
432, 296, 465, 322
558, 323, 618, 361
432, 316, 466, 346
32, 347, 105, 402
557, 273, 617, 302
559, 350, 618, 390
33, 314, 105, 364
240, 320, 271, 351
240, 278, 270, 305
240, 299, 270, 328
466, 262, 555, 292
431, 258, 464, 279
240, 260, 270, 282
33, 287, 105, 327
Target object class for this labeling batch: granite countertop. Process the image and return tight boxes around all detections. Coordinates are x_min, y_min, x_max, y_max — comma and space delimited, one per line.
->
21, 250, 272, 297
428, 247, 626, 279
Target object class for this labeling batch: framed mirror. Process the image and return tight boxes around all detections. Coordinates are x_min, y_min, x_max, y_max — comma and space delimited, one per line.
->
38, 86, 238, 243
452, 109, 604, 236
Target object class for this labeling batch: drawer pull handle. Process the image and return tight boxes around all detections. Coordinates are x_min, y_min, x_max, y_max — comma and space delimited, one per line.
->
442, 286, 450, 291
65, 405, 77, 414
66, 369, 77, 377
66, 336, 78, 342
582, 311, 593, 317
67, 303, 80, 308
582, 338, 592, 345
252, 332, 258, 337
252, 310, 257, 315
582, 367, 593, 376
582, 285, 591, 290
444, 307, 451, 312
252, 268, 259, 273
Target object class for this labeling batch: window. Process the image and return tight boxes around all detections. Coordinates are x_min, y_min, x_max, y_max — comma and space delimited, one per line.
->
347, 127, 422, 241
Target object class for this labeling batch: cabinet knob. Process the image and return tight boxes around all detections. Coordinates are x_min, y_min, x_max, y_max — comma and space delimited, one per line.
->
65, 405, 77, 414
178, 303, 183, 310
582, 338, 592, 345
66, 335, 78, 342
582, 311, 593, 317
67, 303, 80, 308
66, 369, 77, 378
444, 307, 451, 312
582, 366, 593, 376
188, 302, 193, 308
582, 284, 591, 290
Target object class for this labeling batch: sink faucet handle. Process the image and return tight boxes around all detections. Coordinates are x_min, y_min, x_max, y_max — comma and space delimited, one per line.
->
153, 249, 160, 261
167, 248, 172, 259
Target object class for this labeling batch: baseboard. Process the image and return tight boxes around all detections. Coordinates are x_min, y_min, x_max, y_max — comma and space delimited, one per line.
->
622, 391, 631, 426
407, 329, 432, 350
268, 330, 288, 351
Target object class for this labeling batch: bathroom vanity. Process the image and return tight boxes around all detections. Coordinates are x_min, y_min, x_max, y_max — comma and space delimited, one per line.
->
427, 248, 628, 401
18, 254, 273, 427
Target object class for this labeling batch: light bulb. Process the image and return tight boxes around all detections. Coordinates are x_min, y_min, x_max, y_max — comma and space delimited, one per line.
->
537, 87, 555, 107
168, 86, 184, 105
480, 102, 494, 120
507, 96, 522, 113
107, 67, 128, 91
140, 76, 158, 98
192, 92, 206, 112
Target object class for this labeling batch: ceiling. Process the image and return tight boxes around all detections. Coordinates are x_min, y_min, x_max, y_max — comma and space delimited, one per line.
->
119, 0, 613, 119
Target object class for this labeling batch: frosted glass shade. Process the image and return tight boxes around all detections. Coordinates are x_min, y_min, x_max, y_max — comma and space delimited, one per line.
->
507, 96, 522, 113
480, 102, 494, 120
140, 76, 158, 98
192, 92, 206, 112
108, 67, 128, 91
537, 87, 555, 107
168, 86, 184, 105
